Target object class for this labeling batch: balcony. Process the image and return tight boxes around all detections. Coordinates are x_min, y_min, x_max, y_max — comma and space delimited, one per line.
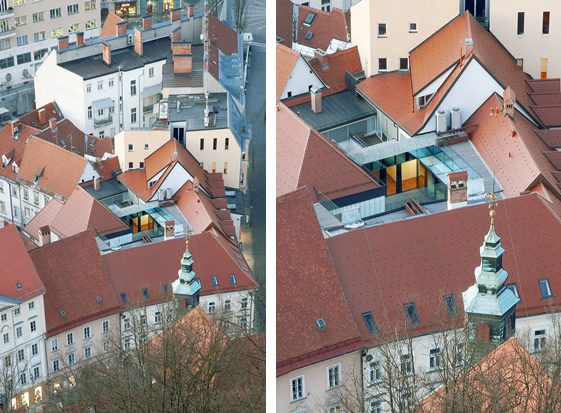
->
94, 115, 113, 128
0, 8, 14, 19
0, 27, 15, 40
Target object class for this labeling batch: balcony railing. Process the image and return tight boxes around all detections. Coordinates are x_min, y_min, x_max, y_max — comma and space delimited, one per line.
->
0, 27, 15, 39
94, 115, 113, 128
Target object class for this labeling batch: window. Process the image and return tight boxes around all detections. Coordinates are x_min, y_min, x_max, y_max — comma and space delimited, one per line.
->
418, 93, 434, 108
68, 353, 75, 365
362, 311, 379, 335
328, 364, 340, 388
33, 366, 40, 379
31, 343, 38, 356
51, 27, 63, 38
13, 0, 24, 5
83, 326, 91, 339
139, 162, 144, 168
369, 361, 381, 384
409, 22, 417, 33
124, 338, 131, 350
16, 326, 22, 338
329, 407, 341, 413
34, 32, 46, 43
211, 275, 218, 287
15, 16, 26, 26
68, 23, 79, 33
429, 348, 441, 370
67, 332, 74, 345
290, 376, 304, 401
14, 307, 20, 316
534, 330, 546, 352
87, 106, 93, 120
130, 80, 136, 96
224, 300, 231, 311
241, 297, 248, 310
67, 3, 79, 14
399, 58, 409, 71
0, 39, 9, 51
32, 12, 44, 22
0, 201, 4, 214
154, 311, 161, 323
1, 313, 6, 322
53, 359, 60, 371
0, 56, 14, 69
50, 8, 62, 18
86, 83, 92, 93
28, 301, 34, 310
223, 162, 228, 174
517, 12, 525, 35
109, 79, 114, 87
213, 138, 217, 150
378, 58, 387, 72
370, 398, 382, 413
17, 349, 24, 362
200, 138, 204, 150
225, 137, 229, 150
443, 294, 458, 315
140, 314, 146, 326
3, 333, 8, 344
543, 11, 550, 34
16, 36, 28, 46
229, 274, 237, 285
378, 23, 387, 37
97, 80, 103, 90
144, 143, 149, 150
149, 67, 154, 77
539, 279, 553, 298
85, 0, 96, 10
84, 346, 92, 358
20, 372, 27, 385
128, 143, 133, 151
405, 302, 420, 325
506, 283, 519, 298
400, 354, 413, 375
51, 338, 58, 351
130, 108, 137, 124
30, 320, 36, 332
303, 12, 315, 25
208, 302, 216, 313
128, 162, 133, 169
123, 317, 130, 330
102, 320, 109, 333
85, 20, 96, 30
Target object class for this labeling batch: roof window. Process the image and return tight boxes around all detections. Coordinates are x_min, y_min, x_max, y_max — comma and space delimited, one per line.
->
211, 275, 219, 287
316, 318, 326, 330
229, 274, 237, 286
405, 302, 420, 325
442, 294, 457, 316
362, 311, 379, 335
539, 279, 553, 298
304, 12, 316, 25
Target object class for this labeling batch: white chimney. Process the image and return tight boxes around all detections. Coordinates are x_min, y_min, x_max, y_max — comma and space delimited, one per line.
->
311, 88, 322, 114
93, 177, 100, 191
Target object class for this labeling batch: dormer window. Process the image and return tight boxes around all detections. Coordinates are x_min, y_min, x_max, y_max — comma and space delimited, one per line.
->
417, 93, 434, 109
12, 163, 18, 173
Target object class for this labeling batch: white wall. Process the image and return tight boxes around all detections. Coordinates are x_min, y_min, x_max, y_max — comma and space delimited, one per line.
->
280, 55, 325, 100
147, 163, 193, 202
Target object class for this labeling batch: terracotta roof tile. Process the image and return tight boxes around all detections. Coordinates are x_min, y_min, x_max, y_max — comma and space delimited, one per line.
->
276, 44, 300, 101
18, 137, 87, 199
296, 6, 349, 51
527, 78, 560, 93
29, 229, 120, 335
277, 188, 363, 375
0, 123, 40, 181
208, 15, 238, 81
276, 103, 380, 198
18, 102, 62, 130
99, 11, 124, 39
535, 129, 561, 149
309, 46, 362, 95
90, 155, 121, 182
276, 0, 293, 47
23, 198, 64, 240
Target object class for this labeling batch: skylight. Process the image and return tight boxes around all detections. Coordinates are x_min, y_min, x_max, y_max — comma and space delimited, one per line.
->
405, 303, 420, 325
539, 279, 553, 298
161, 283, 169, 295
229, 274, 237, 286
303, 12, 316, 25
211, 276, 219, 287
142, 288, 149, 300
316, 318, 326, 330
120, 292, 128, 304
362, 311, 379, 335
305, 31, 314, 40
442, 294, 457, 316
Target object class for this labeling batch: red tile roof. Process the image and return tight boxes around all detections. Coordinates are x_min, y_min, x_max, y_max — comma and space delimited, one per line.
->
326, 194, 561, 341
29, 229, 120, 335
18, 137, 87, 199
296, 6, 349, 51
89, 155, 121, 183
103, 229, 257, 307
276, 0, 293, 47
276, 44, 300, 102
0, 224, 44, 301
277, 188, 363, 375
277, 103, 380, 198
208, 15, 238, 81
18, 102, 62, 130
0, 123, 40, 181
99, 11, 124, 39
309, 46, 362, 95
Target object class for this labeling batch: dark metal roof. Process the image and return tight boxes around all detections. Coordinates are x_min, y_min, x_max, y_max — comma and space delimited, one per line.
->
167, 93, 228, 131
289, 90, 376, 132
60, 37, 171, 80
162, 44, 204, 89
84, 178, 127, 201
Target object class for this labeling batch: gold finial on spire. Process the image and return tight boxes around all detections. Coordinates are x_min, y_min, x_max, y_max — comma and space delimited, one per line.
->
485, 192, 498, 225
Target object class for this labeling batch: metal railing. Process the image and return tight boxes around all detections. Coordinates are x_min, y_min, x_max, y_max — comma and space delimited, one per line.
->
384, 182, 448, 212
94, 115, 113, 128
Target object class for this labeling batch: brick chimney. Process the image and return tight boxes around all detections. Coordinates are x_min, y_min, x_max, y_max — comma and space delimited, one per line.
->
193, 177, 200, 193
38, 108, 47, 125
171, 7, 181, 21
311, 88, 322, 114
172, 42, 192, 55
116, 21, 128, 37
38, 225, 51, 247
142, 14, 152, 30
314, 49, 327, 66
187, 4, 194, 18
75, 31, 84, 47
10, 120, 19, 137
134, 27, 143, 56
49, 117, 57, 132
447, 170, 468, 210
164, 220, 175, 240
57, 35, 69, 50
173, 56, 193, 73
170, 28, 181, 43
102, 42, 111, 65
93, 176, 100, 191
503, 87, 516, 118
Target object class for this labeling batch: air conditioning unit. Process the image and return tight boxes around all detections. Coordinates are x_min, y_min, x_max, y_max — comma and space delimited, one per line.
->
157, 188, 165, 201
451, 107, 462, 130
436, 110, 448, 133
165, 187, 172, 200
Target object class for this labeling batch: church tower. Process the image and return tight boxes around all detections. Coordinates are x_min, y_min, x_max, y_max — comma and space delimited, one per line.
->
462, 196, 519, 360
172, 237, 202, 316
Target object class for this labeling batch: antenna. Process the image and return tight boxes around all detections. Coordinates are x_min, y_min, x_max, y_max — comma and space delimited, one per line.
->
203, 0, 210, 127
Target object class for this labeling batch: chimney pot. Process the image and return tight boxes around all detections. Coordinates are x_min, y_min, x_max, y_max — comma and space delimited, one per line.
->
49, 118, 57, 131
133, 28, 143, 56
142, 14, 152, 30
116, 21, 128, 37
187, 4, 194, 18
171, 7, 181, 21
10, 120, 19, 137
37, 108, 47, 125
94, 177, 100, 191
102, 42, 111, 65
164, 220, 175, 240
502, 86, 516, 118
193, 177, 200, 193
38, 225, 51, 247
57, 35, 69, 51
76, 31, 84, 47
447, 170, 468, 210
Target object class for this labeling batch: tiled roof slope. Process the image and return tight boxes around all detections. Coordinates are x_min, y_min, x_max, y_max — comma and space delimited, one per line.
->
0, 224, 44, 301
296, 6, 349, 51
276, 103, 380, 198
276, 44, 300, 101
309, 46, 362, 95
99, 11, 124, 39
0, 123, 40, 181
208, 15, 238, 81
18, 102, 62, 130
277, 188, 363, 376
326, 194, 561, 341
18, 137, 87, 199
103, 229, 257, 307
29, 229, 120, 335
276, 0, 293, 47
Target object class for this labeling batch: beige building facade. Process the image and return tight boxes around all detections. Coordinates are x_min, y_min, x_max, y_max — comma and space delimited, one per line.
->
489, 0, 561, 79
114, 130, 170, 172
350, 0, 459, 77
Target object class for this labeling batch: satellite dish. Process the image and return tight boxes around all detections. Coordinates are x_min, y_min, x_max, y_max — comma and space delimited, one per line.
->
22, 69, 30, 78
5, 73, 11, 82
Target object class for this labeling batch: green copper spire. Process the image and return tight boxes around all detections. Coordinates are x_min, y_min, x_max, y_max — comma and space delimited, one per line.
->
173, 237, 202, 311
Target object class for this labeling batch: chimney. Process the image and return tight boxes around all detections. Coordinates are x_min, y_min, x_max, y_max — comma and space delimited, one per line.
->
38, 108, 47, 125
134, 28, 143, 56
116, 21, 128, 37
38, 225, 51, 247
170, 28, 181, 43
311, 88, 322, 114
93, 176, 100, 191
49, 117, 57, 132
57, 35, 69, 51
142, 14, 152, 30
314, 49, 327, 66
173, 55, 193, 74
193, 177, 200, 193
187, 4, 194, 18
10, 120, 19, 137
102, 42, 111, 65
171, 7, 181, 21
76, 31, 84, 47
502, 86, 516, 118
164, 220, 175, 240
447, 170, 468, 210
